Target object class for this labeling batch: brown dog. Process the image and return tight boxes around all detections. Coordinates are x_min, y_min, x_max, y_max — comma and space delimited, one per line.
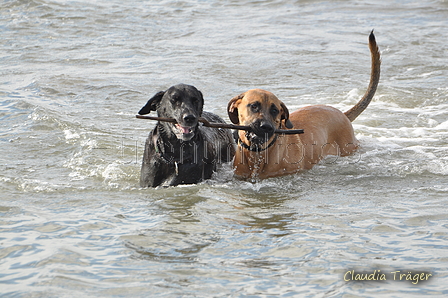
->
227, 31, 381, 180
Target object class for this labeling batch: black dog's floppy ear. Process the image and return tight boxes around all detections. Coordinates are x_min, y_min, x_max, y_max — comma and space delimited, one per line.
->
280, 102, 294, 129
197, 89, 205, 114
227, 93, 245, 124
138, 91, 165, 115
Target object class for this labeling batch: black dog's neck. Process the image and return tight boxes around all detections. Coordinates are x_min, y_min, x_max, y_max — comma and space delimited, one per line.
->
154, 122, 201, 163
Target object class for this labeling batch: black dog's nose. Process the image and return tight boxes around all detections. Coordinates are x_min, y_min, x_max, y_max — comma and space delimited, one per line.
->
183, 114, 197, 125
259, 121, 274, 133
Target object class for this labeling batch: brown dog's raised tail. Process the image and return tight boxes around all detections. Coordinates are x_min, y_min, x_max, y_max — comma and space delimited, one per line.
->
344, 30, 381, 122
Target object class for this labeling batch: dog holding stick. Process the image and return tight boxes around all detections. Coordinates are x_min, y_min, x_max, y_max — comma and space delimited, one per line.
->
227, 31, 381, 180
138, 84, 235, 187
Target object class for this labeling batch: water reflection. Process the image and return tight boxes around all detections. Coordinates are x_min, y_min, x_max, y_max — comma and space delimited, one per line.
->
124, 185, 300, 262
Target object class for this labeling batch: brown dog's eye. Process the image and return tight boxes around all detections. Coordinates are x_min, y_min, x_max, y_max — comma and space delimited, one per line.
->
249, 102, 260, 113
270, 104, 279, 117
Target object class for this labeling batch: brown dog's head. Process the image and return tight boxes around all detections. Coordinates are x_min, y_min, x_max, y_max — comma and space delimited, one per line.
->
227, 89, 293, 148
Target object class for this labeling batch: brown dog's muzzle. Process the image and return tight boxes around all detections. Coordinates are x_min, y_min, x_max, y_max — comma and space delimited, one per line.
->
246, 118, 276, 145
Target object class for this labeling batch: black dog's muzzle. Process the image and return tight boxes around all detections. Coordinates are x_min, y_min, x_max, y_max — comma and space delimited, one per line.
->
173, 113, 199, 141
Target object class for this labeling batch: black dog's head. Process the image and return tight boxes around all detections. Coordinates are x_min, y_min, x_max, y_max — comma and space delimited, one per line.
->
139, 84, 204, 141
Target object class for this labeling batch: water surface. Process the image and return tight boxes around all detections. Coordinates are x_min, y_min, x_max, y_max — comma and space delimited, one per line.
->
1, 0, 447, 297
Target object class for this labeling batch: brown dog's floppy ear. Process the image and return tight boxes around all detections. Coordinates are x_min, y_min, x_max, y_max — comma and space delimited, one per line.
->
280, 102, 294, 129
227, 93, 245, 124
138, 91, 165, 115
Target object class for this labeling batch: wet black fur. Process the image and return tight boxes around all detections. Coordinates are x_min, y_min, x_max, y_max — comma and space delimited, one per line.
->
138, 84, 235, 187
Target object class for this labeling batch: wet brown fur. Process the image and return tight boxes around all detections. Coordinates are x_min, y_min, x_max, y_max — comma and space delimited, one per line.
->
227, 32, 381, 180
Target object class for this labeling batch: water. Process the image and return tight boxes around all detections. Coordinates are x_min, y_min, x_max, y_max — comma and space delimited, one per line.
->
1, 0, 447, 297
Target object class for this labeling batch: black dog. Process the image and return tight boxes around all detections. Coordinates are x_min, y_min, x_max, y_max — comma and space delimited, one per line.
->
138, 84, 235, 187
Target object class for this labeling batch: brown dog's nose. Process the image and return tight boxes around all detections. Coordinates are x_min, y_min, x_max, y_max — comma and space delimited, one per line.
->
259, 120, 274, 133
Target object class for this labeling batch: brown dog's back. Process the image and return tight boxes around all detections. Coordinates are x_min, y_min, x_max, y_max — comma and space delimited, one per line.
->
290, 105, 358, 167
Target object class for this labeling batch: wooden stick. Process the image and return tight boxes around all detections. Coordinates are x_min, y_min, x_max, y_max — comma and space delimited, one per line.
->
136, 115, 304, 135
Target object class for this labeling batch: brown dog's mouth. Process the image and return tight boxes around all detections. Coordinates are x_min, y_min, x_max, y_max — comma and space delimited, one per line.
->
244, 119, 276, 145
245, 131, 271, 145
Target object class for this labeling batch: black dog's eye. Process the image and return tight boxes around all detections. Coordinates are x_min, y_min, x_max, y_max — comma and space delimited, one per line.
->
171, 93, 181, 102
249, 102, 260, 113
270, 104, 279, 117
190, 97, 200, 108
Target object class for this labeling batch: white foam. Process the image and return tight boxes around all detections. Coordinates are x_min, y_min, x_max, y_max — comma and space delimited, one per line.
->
436, 120, 448, 130
63, 129, 80, 140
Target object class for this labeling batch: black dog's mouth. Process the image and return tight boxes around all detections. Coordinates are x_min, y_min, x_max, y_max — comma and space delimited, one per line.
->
174, 123, 195, 141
